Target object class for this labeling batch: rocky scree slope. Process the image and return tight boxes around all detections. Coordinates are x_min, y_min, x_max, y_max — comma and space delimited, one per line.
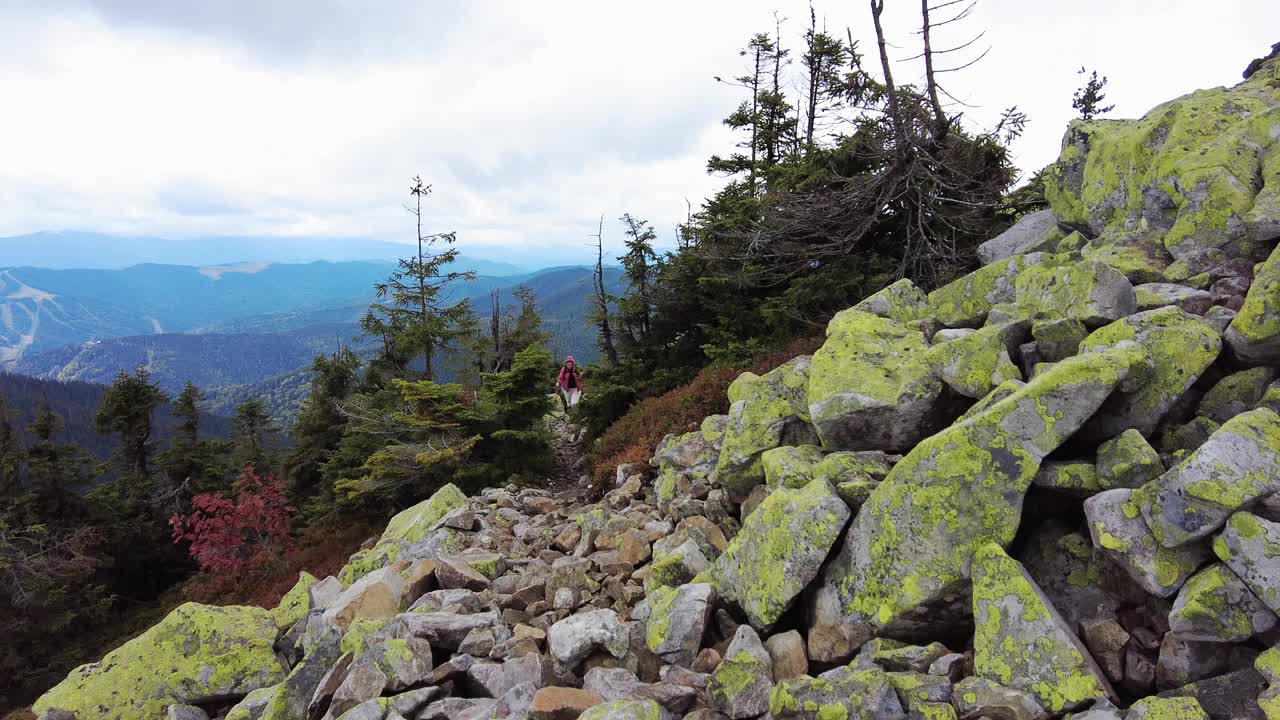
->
32, 54, 1280, 720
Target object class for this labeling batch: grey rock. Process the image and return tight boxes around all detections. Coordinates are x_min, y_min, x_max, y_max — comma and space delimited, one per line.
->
769, 666, 904, 720
950, 677, 1045, 720
643, 583, 714, 667
763, 631, 808, 682
166, 705, 209, 720
1155, 635, 1232, 690
978, 209, 1061, 264
326, 661, 389, 720
548, 610, 630, 667
1169, 562, 1277, 642
1084, 489, 1211, 598
399, 610, 500, 651
1138, 408, 1280, 548
1215, 512, 1280, 615
310, 576, 344, 611
709, 626, 773, 719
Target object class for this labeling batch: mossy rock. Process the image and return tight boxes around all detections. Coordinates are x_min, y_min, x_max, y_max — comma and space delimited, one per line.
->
578, 700, 663, 720
1031, 317, 1088, 363
1214, 512, 1280, 615
816, 345, 1150, 636
1080, 228, 1175, 284
971, 543, 1113, 713
1011, 260, 1137, 326
1256, 647, 1280, 720
769, 666, 904, 720
714, 357, 818, 500
34, 603, 287, 720
1078, 307, 1221, 441
1198, 367, 1280, 424
711, 478, 850, 630
272, 571, 318, 631
1095, 429, 1164, 490
1168, 561, 1276, 642
1127, 696, 1210, 720
1084, 488, 1211, 598
380, 483, 468, 545
807, 310, 944, 454
1044, 58, 1280, 275
927, 253, 1054, 328
851, 277, 930, 324
1137, 408, 1280, 547
977, 208, 1062, 265
761, 445, 826, 490
924, 321, 1028, 399
1031, 461, 1102, 496
1227, 241, 1280, 364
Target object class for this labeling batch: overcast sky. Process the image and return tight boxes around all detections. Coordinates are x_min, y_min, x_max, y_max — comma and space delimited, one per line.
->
0, 1, 1275, 262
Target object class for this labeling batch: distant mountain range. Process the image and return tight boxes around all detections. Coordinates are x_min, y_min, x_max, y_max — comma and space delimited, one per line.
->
0, 231, 534, 273
3, 257, 623, 424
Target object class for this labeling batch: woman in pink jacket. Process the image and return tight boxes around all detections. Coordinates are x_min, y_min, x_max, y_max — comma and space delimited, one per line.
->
556, 356, 584, 411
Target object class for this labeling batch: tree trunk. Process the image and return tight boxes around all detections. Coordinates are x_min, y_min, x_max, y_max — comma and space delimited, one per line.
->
593, 217, 619, 366
920, 0, 949, 142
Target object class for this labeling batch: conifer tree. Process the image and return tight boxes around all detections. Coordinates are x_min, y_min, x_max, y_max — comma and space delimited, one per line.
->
93, 368, 167, 479
232, 399, 274, 474
361, 177, 476, 380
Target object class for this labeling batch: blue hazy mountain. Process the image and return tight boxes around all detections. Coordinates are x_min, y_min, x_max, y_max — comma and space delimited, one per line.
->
0, 231, 533, 274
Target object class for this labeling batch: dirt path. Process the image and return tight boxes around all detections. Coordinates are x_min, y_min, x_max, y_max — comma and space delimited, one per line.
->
544, 410, 592, 501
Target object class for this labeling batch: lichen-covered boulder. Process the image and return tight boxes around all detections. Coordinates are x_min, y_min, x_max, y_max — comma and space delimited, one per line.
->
1135, 283, 1215, 315
851, 278, 930, 323
381, 483, 468, 545
971, 543, 1113, 713
1031, 461, 1103, 495
711, 478, 849, 630
577, 700, 663, 720
1198, 367, 1280, 424
260, 625, 343, 720
1214, 512, 1280, 614
1169, 562, 1277, 642
1126, 696, 1210, 720
1084, 489, 1211, 597
924, 321, 1027, 399
644, 583, 715, 667
768, 666, 904, 720
1044, 56, 1280, 275
760, 445, 825, 490
710, 626, 774, 719
1077, 307, 1221, 441
273, 571, 319, 631
950, 677, 1045, 720
928, 253, 1053, 328
1031, 317, 1088, 362
714, 357, 817, 499
978, 209, 1062, 265
1257, 647, 1280, 720
34, 603, 287, 720
1227, 241, 1280, 364
644, 538, 710, 592
1095, 429, 1164, 490
1012, 260, 1137, 326
806, 310, 945, 454
816, 345, 1150, 637
1137, 408, 1280, 547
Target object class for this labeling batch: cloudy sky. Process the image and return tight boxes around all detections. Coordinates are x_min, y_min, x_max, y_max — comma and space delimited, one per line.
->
0, 0, 1275, 263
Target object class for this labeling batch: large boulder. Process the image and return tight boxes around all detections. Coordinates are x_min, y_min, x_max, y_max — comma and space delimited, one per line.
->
1084, 488, 1211, 597
851, 278, 930, 323
34, 603, 287, 720
971, 544, 1114, 714
806, 310, 945, 454
1168, 562, 1277, 642
710, 626, 774, 719
714, 357, 818, 499
710, 478, 850, 631
324, 567, 405, 631
1077, 307, 1222, 442
644, 583, 715, 667
1197, 367, 1280, 424
1044, 55, 1280, 274
815, 345, 1150, 637
978, 209, 1062, 264
769, 667, 904, 720
927, 253, 1053, 328
1011, 260, 1137, 326
923, 321, 1027, 399
1137, 408, 1280, 547
1227, 241, 1280, 364
1214, 512, 1280, 614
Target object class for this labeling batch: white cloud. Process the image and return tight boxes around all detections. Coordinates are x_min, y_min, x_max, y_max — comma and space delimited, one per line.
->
0, 0, 1275, 261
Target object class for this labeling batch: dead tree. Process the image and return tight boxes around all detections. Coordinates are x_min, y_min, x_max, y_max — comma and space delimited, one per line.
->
590, 216, 619, 367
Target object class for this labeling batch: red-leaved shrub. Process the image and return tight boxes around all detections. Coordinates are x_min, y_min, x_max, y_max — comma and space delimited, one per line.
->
170, 467, 294, 596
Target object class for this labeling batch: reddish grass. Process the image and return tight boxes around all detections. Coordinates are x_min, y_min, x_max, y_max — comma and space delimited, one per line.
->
588, 335, 823, 483
182, 522, 374, 608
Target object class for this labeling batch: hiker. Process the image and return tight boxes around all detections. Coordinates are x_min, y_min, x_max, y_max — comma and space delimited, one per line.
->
556, 355, 583, 411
